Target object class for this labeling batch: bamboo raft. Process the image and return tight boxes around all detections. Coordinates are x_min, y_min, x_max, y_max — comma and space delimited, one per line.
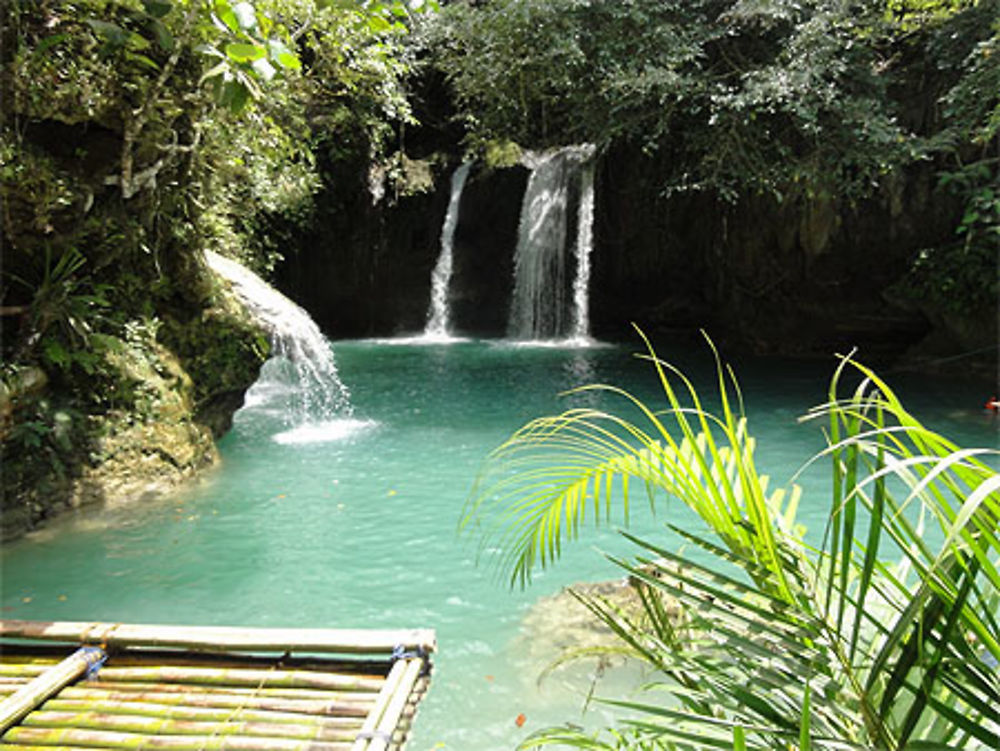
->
0, 620, 435, 751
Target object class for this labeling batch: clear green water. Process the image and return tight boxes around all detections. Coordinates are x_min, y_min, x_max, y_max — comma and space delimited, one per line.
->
2, 338, 995, 749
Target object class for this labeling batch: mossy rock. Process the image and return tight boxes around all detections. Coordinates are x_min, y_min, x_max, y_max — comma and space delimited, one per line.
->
159, 269, 269, 437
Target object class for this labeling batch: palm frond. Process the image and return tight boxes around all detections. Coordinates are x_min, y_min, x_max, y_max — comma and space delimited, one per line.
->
467, 336, 1000, 749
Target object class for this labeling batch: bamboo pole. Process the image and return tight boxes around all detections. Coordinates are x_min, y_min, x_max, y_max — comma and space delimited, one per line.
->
22, 710, 362, 742
362, 659, 423, 751
69, 680, 374, 701
40, 699, 364, 728
349, 660, 407, 751
0, 648, 105, 734
90, 666, 384, 692
56, 686, 373, 716
0, 621, 436, 657
0, 667, 48, 679
350, 657, 423, 751
0, 657, 62, 667
2, 726, 353, 750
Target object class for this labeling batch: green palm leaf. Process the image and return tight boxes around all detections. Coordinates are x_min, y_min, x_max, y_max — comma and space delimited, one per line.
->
466, 334, 1000, 750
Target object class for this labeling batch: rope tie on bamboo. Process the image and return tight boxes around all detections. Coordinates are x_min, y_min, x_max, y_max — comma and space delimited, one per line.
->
79, 646, 107, 680
391, 644, 430, 676
355, 729, 393, 743
81, 621, 119, 650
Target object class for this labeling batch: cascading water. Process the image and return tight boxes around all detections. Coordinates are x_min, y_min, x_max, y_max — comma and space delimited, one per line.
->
204, 251, 363, 443
507, 145, 596, 342
570, 158, 596, 343
424, 162, 472, 340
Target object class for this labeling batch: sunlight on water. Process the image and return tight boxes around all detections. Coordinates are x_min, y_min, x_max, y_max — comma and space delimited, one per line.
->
2, 338, 995, 750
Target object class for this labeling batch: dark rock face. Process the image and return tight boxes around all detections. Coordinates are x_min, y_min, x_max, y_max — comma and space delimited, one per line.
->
274, 159, 528, 339
274, 156, 450, 338
274, 139, 988, 367
589, 142, 967, 358
449, 165, 526, 336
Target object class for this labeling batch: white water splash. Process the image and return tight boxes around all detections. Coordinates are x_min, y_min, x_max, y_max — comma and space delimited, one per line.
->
424, 162, 473, 340
508, 145, 596, 341
273, 418, 377, 445
204, 251, 353, 430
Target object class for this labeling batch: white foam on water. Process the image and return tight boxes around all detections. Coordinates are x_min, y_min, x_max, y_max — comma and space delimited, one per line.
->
361, 334, 473, 346
272, 418, 378, 445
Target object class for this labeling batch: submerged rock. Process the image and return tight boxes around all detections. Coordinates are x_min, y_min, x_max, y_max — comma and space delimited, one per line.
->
519, 574, 683, 666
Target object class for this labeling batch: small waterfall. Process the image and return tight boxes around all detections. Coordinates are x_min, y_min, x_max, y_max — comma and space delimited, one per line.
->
507, 145, 596, 342
204, 251, 353, 430
424, 162, 472, 340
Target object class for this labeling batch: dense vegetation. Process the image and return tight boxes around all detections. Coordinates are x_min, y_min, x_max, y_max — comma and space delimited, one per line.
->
0, 0, 432, 536
430, 0, 998, 330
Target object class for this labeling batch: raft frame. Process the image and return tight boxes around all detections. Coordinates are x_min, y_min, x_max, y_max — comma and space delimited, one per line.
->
0, 619, 435, 751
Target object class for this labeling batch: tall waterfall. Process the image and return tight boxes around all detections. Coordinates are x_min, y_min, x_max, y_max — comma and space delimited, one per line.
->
204, 251, 354, 434
424, 162, 472, 340
507, 145, 596, 342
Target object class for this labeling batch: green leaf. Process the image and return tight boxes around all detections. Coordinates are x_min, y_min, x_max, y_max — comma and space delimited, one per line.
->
368, 15, 392, 33
126, 52, 160, 70
213, 0, 239, 32
220, 79, 251, 112
125, 31, 151, 51
199, 60, 230, 84
140, 0, 173, 18
85, 19, 128, 46
225, 42, 266, 63
150, 19, 174, 52
732, 725, 746, 751
268, 40, 301, 70
33, 33, 68, 56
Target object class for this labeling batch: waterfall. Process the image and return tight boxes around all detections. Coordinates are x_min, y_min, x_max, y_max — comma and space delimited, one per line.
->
570, 158, 596, 343
507, 145, 596, 342
424, 162, 472, 340
204, 251, 354, 431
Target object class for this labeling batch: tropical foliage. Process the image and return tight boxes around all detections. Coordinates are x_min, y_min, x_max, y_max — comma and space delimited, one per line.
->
0, 0, 433, 529
463, 333, 1000, 749
430, 0, 998, 313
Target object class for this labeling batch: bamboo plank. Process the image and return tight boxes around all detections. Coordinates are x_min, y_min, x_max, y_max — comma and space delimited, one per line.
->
0, 621, 436, 657
0, 649, 106, 734
1, 726, 352, 750
1, 745, 99, 751
55, 688, 372, 717
0, 659, 62, 668
22, 711, 361, 742
0, 668, 47, 680
73, 681, 375, 701
40, 699, 364, 728
89, 666, 383, 692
